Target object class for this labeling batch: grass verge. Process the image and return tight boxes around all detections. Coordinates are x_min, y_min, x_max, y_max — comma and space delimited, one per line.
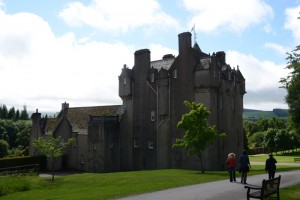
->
0, 165, 299, 199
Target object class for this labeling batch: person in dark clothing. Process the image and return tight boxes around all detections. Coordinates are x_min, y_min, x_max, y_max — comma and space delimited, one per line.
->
239, 150, 251, 184
265, 153, 277, 179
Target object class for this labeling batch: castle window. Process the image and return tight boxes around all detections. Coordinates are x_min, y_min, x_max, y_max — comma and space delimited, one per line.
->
218, 71, 221, 83
123, 77, 127, 85
74, 134, 78, 146
173, 69, 177, 78
120, 138, 123, 149
80, 155, 85, 164
133, 138, 139, 148
220, 95, 223, 110
148, 140, 154, 149
231, 96, 235, 110
151, 111, 155, 121
110, 142, 114, 149
93, 143, 97, 150
151, 73, 155, 82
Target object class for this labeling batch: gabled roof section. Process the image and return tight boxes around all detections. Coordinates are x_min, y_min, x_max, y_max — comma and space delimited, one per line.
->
44, 105, 123, 133
236, 66, 245, 81
151, 54, 175, 70
66, 105, 123, 130
193, 42, 202, 53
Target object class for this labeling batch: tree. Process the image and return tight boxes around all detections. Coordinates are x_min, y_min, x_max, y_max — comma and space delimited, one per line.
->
33, 134, 74, 182
0, 139, 9, 158
264, 129, 278, 153
280, 45, 300, 131
7, 107, 16, 120
173, 101, 225, 173
1, 105, 8, 119
20, 105, 29, 120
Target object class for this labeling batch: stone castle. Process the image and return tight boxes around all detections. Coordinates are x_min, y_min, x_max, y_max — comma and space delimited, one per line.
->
29, 32, 246, 172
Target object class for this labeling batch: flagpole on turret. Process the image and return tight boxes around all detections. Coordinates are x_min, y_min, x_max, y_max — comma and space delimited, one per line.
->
191, 23, 196, 45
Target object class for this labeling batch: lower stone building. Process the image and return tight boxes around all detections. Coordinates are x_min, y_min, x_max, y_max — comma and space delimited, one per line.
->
29, 31, 246, 172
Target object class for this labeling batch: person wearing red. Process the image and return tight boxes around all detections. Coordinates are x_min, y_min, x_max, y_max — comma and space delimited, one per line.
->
226, 153, 236, 182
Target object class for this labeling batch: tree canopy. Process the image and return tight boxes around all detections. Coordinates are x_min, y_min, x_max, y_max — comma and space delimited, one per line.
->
173, 101, 225, 173
280, 45, 300, 131
33, 135, 74, 182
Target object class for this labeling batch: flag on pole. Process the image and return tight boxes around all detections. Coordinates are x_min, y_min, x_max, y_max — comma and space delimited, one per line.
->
191, 24, 195, 32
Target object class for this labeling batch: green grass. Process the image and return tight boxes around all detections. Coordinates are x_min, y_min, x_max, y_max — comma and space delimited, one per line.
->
281, 184, 300, 200
1, 163, 300, 199
249, 151, 300, 162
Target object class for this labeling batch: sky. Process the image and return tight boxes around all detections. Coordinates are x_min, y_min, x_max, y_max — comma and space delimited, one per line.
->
0, 0, 299, 113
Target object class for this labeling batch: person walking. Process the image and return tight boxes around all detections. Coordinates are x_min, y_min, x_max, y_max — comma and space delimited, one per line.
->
239, 150, 251, 184
226, 153, 236, 182
265, 153, 277, 179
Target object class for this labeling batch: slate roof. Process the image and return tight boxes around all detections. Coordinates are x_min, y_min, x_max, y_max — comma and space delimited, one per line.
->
151, 57, 175, 70
44, 105, 123, 133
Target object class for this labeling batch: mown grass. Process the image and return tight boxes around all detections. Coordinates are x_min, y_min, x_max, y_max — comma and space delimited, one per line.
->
281, 183, 300, 200
249, 151, 300, 162
0, 163, 300, 199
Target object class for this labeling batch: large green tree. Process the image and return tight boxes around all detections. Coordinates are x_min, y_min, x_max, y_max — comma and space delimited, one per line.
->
173, 101, 225, 173
280, 45, 300, 131
33, 135, 74, 182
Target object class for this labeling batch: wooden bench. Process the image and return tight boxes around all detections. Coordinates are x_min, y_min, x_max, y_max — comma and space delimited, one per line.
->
294, 157, 300, 162
244, 175, 281, 200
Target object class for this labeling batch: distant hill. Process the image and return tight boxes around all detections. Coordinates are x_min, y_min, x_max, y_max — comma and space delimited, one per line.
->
243, 108, 289, 121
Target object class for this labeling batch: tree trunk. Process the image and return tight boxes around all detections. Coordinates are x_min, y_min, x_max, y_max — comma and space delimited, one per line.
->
51, 161, 55, 182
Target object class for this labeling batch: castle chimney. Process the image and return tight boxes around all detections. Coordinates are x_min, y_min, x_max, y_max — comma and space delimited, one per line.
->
62, 102, 69, 111
178, 32, 192, 55
134, 49, 150, 67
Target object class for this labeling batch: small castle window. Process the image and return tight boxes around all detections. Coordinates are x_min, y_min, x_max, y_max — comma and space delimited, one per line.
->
151, 111, 155, 121
123, 78, 127, 85
151, 73, 155, 82
93, 143, 97, 150
80, 155, 85, 164
133, 139, 139, 148
231, 96, 235, 110
120, 138, 123, 149
173, 69, 177, 78
148, 140, 154, 149
220, 95, 223, 110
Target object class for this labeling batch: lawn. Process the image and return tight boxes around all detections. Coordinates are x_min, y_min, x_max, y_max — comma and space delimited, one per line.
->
249, 151, 300, 163
1, 154, 300, 200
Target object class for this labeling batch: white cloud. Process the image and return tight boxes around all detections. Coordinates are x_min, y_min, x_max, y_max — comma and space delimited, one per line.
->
263, 42, 290, 55
284, 4, 300, 43
181, 0, 273, 33
0, 9, 136, 112
59, 0, 180, 33
226, 50, 289, 110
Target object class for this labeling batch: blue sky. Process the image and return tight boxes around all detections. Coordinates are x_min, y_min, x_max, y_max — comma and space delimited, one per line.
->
0, 0, 299, 113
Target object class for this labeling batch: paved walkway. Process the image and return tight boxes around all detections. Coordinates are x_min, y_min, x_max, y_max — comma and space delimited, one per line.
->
116, 170, 300, 200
